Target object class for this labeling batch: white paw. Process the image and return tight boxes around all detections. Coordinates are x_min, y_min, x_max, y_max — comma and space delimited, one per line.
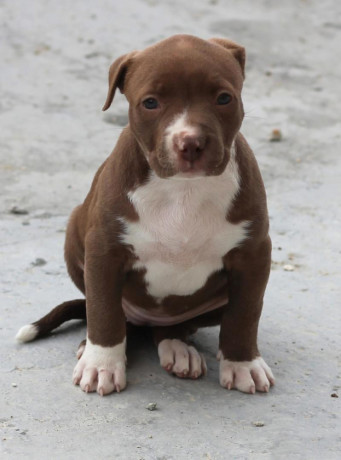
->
73, 338, 127, 396
158, 339, 207, 379
218, 355, 275, 394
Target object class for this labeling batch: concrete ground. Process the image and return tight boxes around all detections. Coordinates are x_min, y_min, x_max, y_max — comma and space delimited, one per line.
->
1, 0, 340, 458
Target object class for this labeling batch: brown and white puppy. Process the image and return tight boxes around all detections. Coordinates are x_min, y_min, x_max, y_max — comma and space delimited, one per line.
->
16, 35, 275, 396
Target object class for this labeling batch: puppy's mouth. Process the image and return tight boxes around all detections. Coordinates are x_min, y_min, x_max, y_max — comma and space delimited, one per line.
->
175, 156, 214, 178
150, 148, 229, 179
176, 156, 206, 175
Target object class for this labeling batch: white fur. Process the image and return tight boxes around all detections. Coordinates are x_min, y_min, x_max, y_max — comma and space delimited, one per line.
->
120, 145, 248, 299
219, 355, 275, 394
76, 337, 126, 368
164, 110, 199, 159
73, 337, 126, 395
16, 324, 38, 342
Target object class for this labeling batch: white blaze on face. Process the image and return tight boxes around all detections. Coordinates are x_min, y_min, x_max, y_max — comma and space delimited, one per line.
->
164, 111, 200, 161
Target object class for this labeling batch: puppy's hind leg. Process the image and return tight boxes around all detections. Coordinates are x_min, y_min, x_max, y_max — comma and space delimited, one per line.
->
153, 323, 207, 380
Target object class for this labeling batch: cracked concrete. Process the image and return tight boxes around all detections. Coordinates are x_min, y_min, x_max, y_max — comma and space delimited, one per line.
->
1, 0, 340, 458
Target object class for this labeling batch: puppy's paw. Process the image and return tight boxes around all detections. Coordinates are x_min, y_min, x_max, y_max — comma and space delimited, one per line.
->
218, 355, 275, 394
76, 339, 86, 360
158, 339, 207, 379
73, 338, 126, 396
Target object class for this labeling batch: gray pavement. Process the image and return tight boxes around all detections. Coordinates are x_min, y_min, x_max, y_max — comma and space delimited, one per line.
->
1, 1, 340, 458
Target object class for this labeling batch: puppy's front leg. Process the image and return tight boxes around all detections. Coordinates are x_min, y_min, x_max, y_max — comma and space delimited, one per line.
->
219, 236, 275, 394
73, 233, 126, 396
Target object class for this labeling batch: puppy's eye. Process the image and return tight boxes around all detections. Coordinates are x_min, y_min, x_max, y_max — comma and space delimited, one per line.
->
217, 93, 232, 105
142, 98, 159, 110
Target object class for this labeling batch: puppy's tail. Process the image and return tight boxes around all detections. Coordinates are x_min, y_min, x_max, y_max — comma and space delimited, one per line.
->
15, 299, 86, 343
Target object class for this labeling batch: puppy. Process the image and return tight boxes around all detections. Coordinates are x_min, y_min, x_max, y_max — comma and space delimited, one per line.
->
16, 35, 275, 396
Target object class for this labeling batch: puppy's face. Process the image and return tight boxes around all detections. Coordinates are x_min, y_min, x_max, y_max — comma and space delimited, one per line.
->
103, 35, 245, 179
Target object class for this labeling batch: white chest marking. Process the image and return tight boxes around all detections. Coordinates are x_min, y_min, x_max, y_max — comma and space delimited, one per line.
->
120, 147, 248, 299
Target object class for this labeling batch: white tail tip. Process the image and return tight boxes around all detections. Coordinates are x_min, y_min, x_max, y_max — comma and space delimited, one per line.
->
16, 324, 38, 342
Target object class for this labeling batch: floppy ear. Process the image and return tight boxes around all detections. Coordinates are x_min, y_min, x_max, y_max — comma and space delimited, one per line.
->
102, 51, 137, 111
209, 38, 245, 78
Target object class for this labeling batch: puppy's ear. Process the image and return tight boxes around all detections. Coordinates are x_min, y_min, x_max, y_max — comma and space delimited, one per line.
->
209, 38, 245, 78
102, 51, 137, 111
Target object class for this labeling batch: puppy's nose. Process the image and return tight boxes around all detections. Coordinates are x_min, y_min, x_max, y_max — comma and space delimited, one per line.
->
173, 134, 205, 163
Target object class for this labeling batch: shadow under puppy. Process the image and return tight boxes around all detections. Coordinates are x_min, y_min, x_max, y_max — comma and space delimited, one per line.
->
16, 34, 275, 396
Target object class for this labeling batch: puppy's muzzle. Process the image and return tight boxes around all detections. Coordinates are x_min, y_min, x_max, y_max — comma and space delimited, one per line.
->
173, 133, 207, 163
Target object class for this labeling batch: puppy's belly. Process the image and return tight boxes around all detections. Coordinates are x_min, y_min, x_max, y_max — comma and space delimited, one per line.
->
122, 294, 228, 326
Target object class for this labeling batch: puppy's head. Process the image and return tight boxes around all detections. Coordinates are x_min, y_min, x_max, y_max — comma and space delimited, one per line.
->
103, 35, 245, 179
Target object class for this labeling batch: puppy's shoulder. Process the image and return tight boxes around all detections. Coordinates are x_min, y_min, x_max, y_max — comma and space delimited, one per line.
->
229, 133, 269, 239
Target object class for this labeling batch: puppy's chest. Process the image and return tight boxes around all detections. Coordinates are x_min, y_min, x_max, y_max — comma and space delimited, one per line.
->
120, 169, 248, 299
126, 199, 233, 264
